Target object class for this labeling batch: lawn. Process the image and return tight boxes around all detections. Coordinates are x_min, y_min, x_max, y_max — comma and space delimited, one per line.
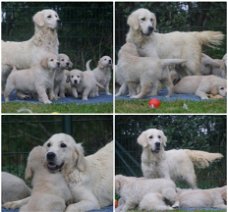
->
115, 99, 226, 113
2, 102, 113, 113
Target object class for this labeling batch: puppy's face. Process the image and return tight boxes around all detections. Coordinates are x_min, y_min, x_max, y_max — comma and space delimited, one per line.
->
137, 129, 167, 153
33, 9, 60, 29
58, 54, 73, 70
98, 56, 112, 69
218, 86, 227, 97
41, 54, 59, 70
127, 8, 157, 36
43, 133, 86, 172
69, 69, 83, 85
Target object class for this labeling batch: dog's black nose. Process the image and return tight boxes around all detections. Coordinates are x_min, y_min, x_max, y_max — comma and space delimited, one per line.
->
57, 62, 60, 66
66, 62, 69, 66
47, 152, 56, 160
155, 142, 160, 148
74, 80, 78, 84
108, 60, 112, 64
148, 26, 154, 34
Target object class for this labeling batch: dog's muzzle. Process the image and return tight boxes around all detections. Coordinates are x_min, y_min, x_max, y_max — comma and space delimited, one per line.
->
46, 152, 64, 172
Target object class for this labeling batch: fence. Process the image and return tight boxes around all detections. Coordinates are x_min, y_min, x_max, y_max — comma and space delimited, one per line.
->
2, 115, 113, 178
2, 2, 113, 69
115, 115, 226, 188
115, 2, 227, 58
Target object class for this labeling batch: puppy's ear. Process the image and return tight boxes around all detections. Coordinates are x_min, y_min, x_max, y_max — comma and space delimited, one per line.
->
127, 13, 139, 31
41, 58, 48, 69
137, 131, 148, 147
115, 175, 122, 194
74, 143, 86, 172
152, 13, 157, 31
25, 163, 33, 180
160, 130, 167, 147
211, 86, 218, 95
33, 11, 44, 27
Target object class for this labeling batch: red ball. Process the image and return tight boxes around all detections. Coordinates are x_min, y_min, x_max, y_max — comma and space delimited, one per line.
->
148, 98, 161, 108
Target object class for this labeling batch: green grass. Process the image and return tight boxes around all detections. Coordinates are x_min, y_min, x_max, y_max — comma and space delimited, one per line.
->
115, 99, 226, 113
2, 102, 113, 113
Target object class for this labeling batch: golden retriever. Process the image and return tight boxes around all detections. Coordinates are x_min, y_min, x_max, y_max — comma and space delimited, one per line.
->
126, 8, 224, 76
137, 128, 223, 188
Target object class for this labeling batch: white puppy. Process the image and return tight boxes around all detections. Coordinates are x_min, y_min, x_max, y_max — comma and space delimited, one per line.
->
86, 56, 112, 95
4, 54, 59, 104
68, 69, 102, 100
116, 42, 186, 98
126, 8, 224, 76
54, 53, 73, 98
172, 186, 227, 209
19, 146, 72, 212
138, 128, 223, 188
174, 75, 227, 99
115, 175, 177, 211
2, 9, 60, 91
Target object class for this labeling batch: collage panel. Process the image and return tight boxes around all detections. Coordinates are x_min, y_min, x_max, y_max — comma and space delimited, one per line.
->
2, 2, 113, 114
115, 115, 226, 211
2, 115, 114, 211
115, 2, 226, 113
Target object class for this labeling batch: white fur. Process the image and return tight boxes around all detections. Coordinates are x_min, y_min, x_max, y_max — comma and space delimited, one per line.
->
138, 128, 223, 188
2, 9, 60, 91
115, 175, 176, 211
174, 75, 227, 99
4, 54, 59, 104
126, 8, 224, 76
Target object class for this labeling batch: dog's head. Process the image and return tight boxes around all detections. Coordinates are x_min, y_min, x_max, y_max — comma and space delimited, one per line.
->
137, 128, 167, 153
68, 69, 83, 85
58, 53, 73, 70
43, 133, 86, 173
41, 54, 60, 70
211, 84, 227, 97
25, 146, 46, 180
98, 56, 112, 69
33, 9, 60, 29
127, 8, 157, 36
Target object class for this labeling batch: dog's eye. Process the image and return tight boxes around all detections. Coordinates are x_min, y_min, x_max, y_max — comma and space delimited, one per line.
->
50, 59, 54, 62
60, 143, 67, 148
47, 143, 51, 147
150, 18, 153, 22
77, 75, 80, 78
220, 87, 224, 90
61, 59, 65, 62
158, 135, 161, 139
141, 17, 146, 21
149, 135, 153, 139
71, 75, 73, 78
47, 15, 52, 19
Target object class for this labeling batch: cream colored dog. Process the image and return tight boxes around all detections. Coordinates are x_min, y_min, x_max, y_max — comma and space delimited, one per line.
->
54, 53, 73, 99
174, 75, 227, 99
126, 8, 224, 76
18, 146, 72, 212
115, 175, 177, 211
138, 128, 223, 188
116, 42, 186, 98
4, 54, 59, 104
68, 69, 102, 100
86, 56, 112, 95
2, 9, 60, 91
172, 186, 227, 209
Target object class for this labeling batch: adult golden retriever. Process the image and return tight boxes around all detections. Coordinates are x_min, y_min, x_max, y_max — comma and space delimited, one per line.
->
137, 128, 223, 188
126, 8, 224, 76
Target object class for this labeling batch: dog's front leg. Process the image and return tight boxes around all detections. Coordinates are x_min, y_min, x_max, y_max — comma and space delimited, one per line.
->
36, 87, 52, 104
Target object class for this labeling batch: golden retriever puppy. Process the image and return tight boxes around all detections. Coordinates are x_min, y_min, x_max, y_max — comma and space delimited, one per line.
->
126, 8, 224, 76
4, 54, 59, 104
86, 56, 113, 95
172, 186, 227, 209
43, 133, 113, 211
54, 53, 73, 98
137, 128, 223, 188
117, 42, 186, 98
115, 175, 177, 211
19, 146, 72, 212
2, 9, 60, 91
68, 69, 102, 100
201, 53, 226, 78
2, 172, 31, 204
174, 75, 227, 99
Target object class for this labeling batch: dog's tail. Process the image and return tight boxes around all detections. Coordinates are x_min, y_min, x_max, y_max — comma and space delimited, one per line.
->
184, 149, 223, 168
196, 31, 224, 48
86, 59, 92, 71
161, 59, 186, 67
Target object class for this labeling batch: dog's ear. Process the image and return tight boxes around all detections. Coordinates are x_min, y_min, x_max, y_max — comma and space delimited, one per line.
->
115, 175, 122, 194
211, 86, 218, 95
33, 11, 45, 27
160, 130, 167, 147
137, 131, 148, 147
25, 162, 33, 180
152, 13, 157, 31
127, 13, 139, 31
74, 143, 86, 172
98, 59, 105, 69
41, 58, 48, 69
